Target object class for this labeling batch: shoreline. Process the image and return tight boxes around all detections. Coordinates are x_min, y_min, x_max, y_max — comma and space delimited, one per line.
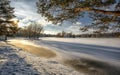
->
7, 39, 120, 75
8, 40, 56, 58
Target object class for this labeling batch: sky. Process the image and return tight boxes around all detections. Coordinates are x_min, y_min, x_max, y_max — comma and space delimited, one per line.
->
10, 0, 92, 34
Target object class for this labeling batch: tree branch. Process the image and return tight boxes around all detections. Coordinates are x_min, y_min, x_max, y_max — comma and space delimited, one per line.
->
75, 7, 120, 16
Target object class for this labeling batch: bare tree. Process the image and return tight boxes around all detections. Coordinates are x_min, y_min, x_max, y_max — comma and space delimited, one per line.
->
16, 22, 44, 39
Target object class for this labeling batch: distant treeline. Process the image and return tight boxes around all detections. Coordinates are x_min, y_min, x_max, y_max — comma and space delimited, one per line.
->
41, 32, 120, 38
1, 31, 120, 40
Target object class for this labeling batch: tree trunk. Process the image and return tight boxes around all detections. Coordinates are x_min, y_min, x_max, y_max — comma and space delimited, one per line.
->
5, 35, 7, 41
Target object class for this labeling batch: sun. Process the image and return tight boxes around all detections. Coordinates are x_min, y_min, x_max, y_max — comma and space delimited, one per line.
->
10, 18, 19, 25
13, 20, 19, 25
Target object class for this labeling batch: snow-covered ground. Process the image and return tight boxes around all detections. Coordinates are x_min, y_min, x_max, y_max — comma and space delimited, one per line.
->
35, 38, 120, 73
0, 41, 80, 75
36, 38, 120, 62
1, 37, 120, 75
36, 37, 120, 75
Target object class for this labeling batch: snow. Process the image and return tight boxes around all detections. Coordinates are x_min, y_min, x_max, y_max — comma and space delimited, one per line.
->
0, 41, 81, 75
39, 37, 120, 48
1, 37, 120, 75
37, 37, 120, 66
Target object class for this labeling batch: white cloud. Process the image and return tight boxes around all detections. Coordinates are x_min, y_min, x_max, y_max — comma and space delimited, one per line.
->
64, 22, 83, 34
76, 22, 82, 25
36, 19, 52, 26
69, 22, 82, 29
44, 30, 57, 34
18, 17, 32, 27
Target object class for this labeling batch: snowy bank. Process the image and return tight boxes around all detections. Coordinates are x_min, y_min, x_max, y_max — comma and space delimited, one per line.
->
2, 38, 120, 75
0, 41, 80, 75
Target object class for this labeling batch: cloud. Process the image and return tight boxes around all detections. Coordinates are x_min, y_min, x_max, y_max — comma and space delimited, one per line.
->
76, 22, 82, 25
11, 0, 42, 19
44, 30, 59, 34
36, 19, 52, 26
18, 17, 32, 27
69, 22, 82, 29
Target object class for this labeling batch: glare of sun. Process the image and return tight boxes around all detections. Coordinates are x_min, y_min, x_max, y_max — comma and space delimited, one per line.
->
10, 18, 19, 25
13, 20, 19, 25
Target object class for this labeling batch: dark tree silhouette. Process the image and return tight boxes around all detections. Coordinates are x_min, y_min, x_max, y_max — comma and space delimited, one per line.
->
36, 0, 120, 33
0, 0, 18, 41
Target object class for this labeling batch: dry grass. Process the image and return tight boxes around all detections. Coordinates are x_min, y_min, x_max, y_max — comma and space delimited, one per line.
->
8, 41, 56, 58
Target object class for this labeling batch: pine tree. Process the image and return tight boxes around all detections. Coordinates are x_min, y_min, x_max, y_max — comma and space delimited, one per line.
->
36, 0, 120, 33
0, 0, 17, 41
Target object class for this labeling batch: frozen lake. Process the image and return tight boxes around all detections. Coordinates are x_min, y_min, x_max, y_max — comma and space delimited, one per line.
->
37, 38, 120, 65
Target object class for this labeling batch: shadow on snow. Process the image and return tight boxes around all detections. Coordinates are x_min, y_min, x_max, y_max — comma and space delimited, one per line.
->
0, 45, 40, 75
